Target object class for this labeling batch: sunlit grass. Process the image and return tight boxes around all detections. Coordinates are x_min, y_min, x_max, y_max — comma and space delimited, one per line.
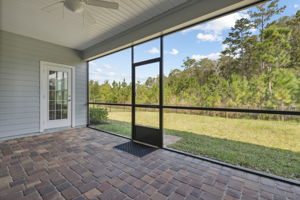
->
106, 110, 300, 152
91, 110, 300, 180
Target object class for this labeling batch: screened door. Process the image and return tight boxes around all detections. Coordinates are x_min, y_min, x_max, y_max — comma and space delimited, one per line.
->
132, 38, 163, 147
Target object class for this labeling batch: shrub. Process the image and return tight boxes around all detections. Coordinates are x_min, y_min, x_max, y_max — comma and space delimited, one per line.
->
89, 107, 108, 124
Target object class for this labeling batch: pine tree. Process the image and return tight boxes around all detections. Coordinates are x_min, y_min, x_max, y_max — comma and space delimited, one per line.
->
269, 68, 298, 110
248, 0, 286, 42
248, 0, 286, 71
287, 10, 300, 70
222, 18, 254, 76
253, 25, 291, 95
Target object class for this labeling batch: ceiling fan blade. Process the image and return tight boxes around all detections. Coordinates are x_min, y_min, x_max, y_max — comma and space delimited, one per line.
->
41, 1, 64, 12
86, 0, 119, 9
84, 9, 96, 25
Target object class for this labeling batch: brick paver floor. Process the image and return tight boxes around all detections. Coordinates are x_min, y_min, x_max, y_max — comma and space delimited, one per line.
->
0, 128, 299, 200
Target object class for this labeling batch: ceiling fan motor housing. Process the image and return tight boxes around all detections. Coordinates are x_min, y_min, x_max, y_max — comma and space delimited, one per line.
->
64, 0, 85, 13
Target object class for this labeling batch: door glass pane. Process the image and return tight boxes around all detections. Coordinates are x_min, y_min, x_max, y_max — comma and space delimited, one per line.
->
62, 109, 68, 119
135, 63, 160, 105
62, 101, 68, 110
56, 101, 62, 111
49, 111, 55, 120
56, 91, 62, 101
49, 70, 68, 120
49, 101, 55, 110
49, 91, 55, 100
49, 71, 56, 90
57, 72, 63, 91
63, 72, 68, 90
56, 110, 62, 120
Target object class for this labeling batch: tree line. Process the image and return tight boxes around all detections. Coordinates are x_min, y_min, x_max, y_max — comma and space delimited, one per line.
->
89, 0, 300, 117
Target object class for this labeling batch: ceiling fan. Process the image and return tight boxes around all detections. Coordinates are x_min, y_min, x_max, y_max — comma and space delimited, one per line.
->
42, 0, 119, 25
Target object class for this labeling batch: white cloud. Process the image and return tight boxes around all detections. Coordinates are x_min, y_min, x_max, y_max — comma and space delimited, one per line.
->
200, 12, 249, 33
95, 68, 102, 73
148, 47, 160, 54
181, 11, 249, 34
89, 62, 112, 69
90, 70, 114, 76
105, 72, 117, 76
191, 52, 220, 60
90, 68, 102, 74
166, 48, 179, 55
294, 4, 299, 8
101, 64, 112, 69
197, 33, 222, 42
91, 70, 131, 78
250, 27, 257, 34
181, 26, 198, 34
89, 70, 131, 83
221, 44, 228, 51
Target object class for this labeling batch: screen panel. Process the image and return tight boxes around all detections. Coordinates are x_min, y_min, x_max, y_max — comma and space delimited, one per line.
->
163, 108, 300, 179
135, 62, 160, 105
89, 104, 131, 138
89, 48, 131, 104
134, 38, 160, 63
163, 4, 300, 112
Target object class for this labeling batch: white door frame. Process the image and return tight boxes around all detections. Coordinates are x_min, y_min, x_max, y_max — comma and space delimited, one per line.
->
40, 61, 75, 132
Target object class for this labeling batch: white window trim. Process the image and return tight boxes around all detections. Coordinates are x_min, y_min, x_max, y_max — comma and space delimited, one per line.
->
40, 61, 76, 132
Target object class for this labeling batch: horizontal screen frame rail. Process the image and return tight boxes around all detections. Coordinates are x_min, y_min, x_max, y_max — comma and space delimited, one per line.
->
164, 105, 300, 116
135, 104, 160, 108
89, 102, 132, 106
88, 102, 300, 115
133, 57, 161, 67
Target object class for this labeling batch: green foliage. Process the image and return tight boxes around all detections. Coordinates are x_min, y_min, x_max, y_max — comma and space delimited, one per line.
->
286, 10, 300, 69
227, 74, 250, 107
248, 0, 286, 41
223, 18, 253, 56
89, 107, 108, 124
253, 26, 291, 71
269, 68, 298, 109
89, 79, 131, 104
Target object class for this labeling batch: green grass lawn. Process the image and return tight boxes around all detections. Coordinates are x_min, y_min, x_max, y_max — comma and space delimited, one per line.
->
91, 110, 300, 180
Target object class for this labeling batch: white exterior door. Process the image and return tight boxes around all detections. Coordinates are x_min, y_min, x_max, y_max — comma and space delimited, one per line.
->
40, 62, 74, 131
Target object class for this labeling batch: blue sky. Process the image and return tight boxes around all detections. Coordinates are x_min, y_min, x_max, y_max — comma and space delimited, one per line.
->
89, 0, 299, 84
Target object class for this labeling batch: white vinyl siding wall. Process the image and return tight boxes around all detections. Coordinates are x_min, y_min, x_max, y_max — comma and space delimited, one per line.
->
0, 30, 87, 139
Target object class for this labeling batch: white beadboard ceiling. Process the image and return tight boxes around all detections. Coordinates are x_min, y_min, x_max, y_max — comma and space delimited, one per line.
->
0, 0, 187, 50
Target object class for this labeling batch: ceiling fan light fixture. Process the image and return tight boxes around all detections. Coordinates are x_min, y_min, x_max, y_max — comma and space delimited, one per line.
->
64, 0, 85, 13
41, 0, 119, 26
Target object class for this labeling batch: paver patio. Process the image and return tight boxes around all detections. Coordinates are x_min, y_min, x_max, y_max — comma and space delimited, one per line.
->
0, 128, 299, 200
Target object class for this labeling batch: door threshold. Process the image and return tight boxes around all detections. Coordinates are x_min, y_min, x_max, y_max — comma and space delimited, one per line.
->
132, 140, 159, 148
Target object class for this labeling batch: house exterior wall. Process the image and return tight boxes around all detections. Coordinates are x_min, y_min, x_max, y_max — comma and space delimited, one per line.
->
0, 30, 87, 139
